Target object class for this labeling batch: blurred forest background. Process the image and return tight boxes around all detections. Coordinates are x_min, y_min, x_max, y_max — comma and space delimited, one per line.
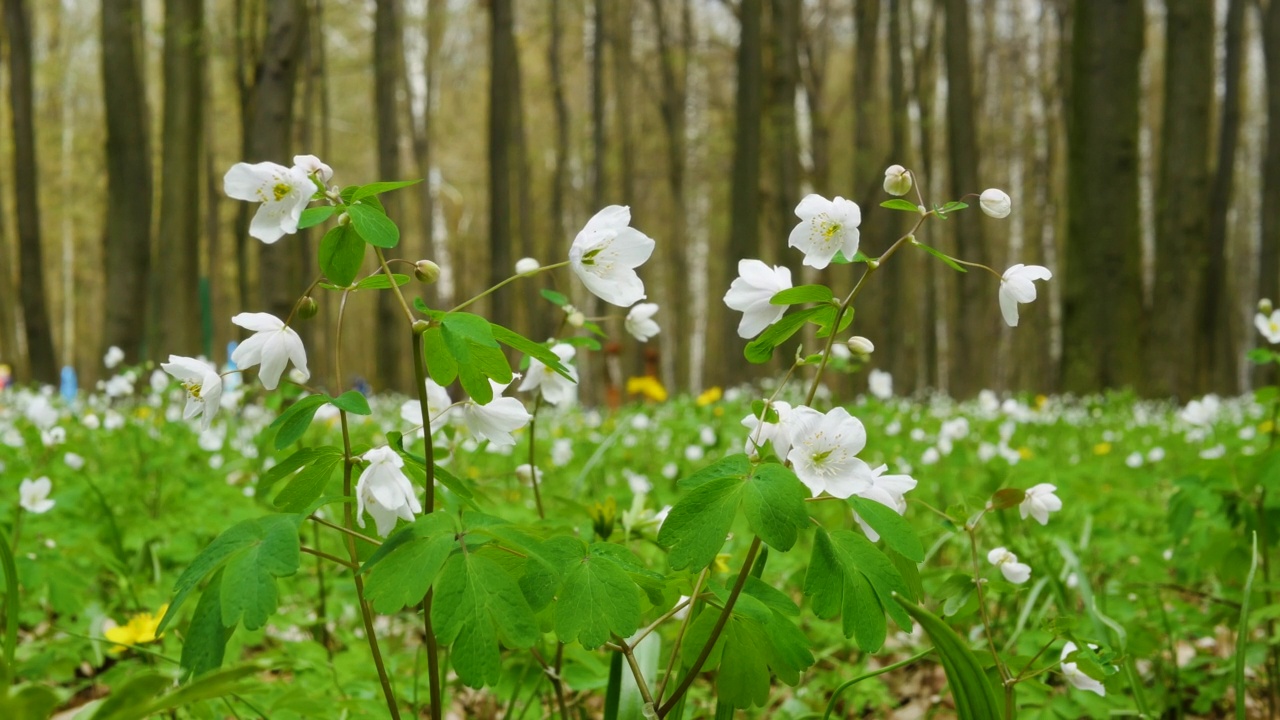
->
0, 0, 1277, 400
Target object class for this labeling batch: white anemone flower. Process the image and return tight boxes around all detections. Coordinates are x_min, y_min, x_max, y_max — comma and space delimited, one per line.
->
723, 259, 793, 339
1019, 483, 1063, 525
1256, 310, 1280, 344
987, 547, 1032, 584
741, 401, 793, 460
854, 465, 917, 542
518, 343, 579, 405
787, 194, 861, 269
161, 355, 223, 431
461, 380, 532, 447
786, 406, 875, 498
291, 154, 333, 184
883, 165, 912, 196
400, 379, 455, 434
979, 188, 1012, 218
998, 264, 1052, 327
104, 345, 125, 369
223, 161, 316, 244
569, 205, 655, 307
625, 303, 661, 342
355, 446, 421, 537
868, 369, 894, 400
230, 313, 309, 390
19, 477, 55, 514
1060, 642, 1108, 696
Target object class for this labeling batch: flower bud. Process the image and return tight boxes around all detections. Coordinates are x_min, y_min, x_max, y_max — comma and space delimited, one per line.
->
515, 257, 541, 275
883, 165, 912, 196
979, 188, 1012, 219
567, 308, 586, 328
414, 260, 441, 284
1261, 298, 1274, 315
337, 211, 351, 226
296, 296, 319, 320
412, 319, 432, 335
847, 336, 875, 356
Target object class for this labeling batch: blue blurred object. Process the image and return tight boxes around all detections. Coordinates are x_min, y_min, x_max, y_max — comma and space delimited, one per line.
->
60, 366, 78, 402
223, 341, 242, 392
226, 341, 239, 368
353, 377, 372, 397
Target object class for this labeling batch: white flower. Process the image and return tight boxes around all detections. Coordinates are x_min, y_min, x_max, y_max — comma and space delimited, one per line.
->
854, 465, 917, 542
787, 194, 861, 269
104, 374, 135, 398
149, 368, 170, 395
460, 380, 532, 447
104, 346, 125, 369
569, 205, 655, 307
883, 165, 912, 196
1180, 396, 1219, 427
1060, 642, 1107, 696
41, 427, 65, 447
1199, 444, 1226, 460
355, 446, 421, 537
868, 369, 893, 400
625, 303, 661, 342
161, 355, 223, 432
998, 264, 1052, 327
979, 188, 1012, 219
518, 343, 579, 405
64, 452, 85, 470
723, 259, 793, 339
1019, 483, 1062, 525
19, 477, 55, 514
400, 379, 454, 435
921, 447, 940, 465
82, 414, 100, 430
224, 161, 316, 244
847, 336, 875, 356
987, 547, 1031, 584
1148, 446, 1166, 462
551, 438, 574, 467
515, 464, 543, 486
741, 401, 793, 459
786, 406, 875, 498
515, 257, 541, 275
684, 444, 704, 462
292, 154, 333, 184
1257, 310, 1280, 344
230, 313, 309, 390
25, 396, 58, 429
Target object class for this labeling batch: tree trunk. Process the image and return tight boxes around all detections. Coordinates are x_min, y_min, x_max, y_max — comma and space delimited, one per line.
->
879, 0, 916, 391
374, 0, 409, 391
2, 0, 56, 383
1260, 0, 1280, 329
852, 0, 882, 195
153, 0, 206, 360
1063, 0, 1145, 392
488, 0, 514, 330
767, 0, 801, 277
102, 0, 153, 365
1147, 0, 1213, 398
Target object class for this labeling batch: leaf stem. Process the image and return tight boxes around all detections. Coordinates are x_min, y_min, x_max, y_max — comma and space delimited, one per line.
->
615, 635, 657, 710
300, 545, 358, 570
526, 396, 547, 518
449, 261, 571, 314
309, 513, 383, 546
820, 648, 933, 720
655, 567, 709, 702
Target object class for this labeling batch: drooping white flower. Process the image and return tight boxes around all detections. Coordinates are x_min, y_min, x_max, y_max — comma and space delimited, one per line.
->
460, 380, 532, 447
854, 464, 917, 542
787, 194, 861, 269
230, 313, 309, 390
998, 264, 1052, 327
223, 161, 315, 244
104, 346, 125, 369
292, 154, 333, 184
515, 257, 541, 275
1256, 310, 1280, 344
1019, 483, 1062, 525
786, 406, 875, 498
741, 400, 793, 460
883, 165, 912, 196
355, 446, 422, 537
518, 343, 579, 405
868, 369, 893, 400
1060, 642, 1107, 696
161, 355, 223, 432
723, 259, 793, 339
979, 188, 1012, 219
64, 452, 85, 470
19, 477, 55, 514
625, 303, 661, 342
400, 379, 455, 432
987, 547, 1032, 584
568, 205, 655, 307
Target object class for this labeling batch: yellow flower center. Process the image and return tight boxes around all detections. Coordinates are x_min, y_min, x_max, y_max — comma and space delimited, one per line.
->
183, 380, 203, 400
272, 182, 292, 201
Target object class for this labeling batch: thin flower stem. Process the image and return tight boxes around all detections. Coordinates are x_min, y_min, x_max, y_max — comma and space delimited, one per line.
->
526, 396, 546, 519
1013, 636, 1058, 682
658, 537, 763, 717
284, 274, 325, 326
949, 256, 1004, 279
374, 248, 416, 324
614, 635, 657, 709
655, 567, 709, 702
630, 595, 696, 648
748, 360, 800, 453
529, 646, 571, 719
311, 523, 333, 659
309, 514, 382, 546
966, 525, 1011, 692
300, 545, 358, 571
449, 261, 571, 314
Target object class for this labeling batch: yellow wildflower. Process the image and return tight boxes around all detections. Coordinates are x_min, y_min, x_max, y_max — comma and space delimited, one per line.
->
104, 604, 168, 653
1034, 394, 1048, 410
1017, 447, 1033, 460
696, 387, 723, 406
1261, 420, 1274, 435
713, 553, 732, 573
1093, 442, 1112, 456
626, 376, 668, 403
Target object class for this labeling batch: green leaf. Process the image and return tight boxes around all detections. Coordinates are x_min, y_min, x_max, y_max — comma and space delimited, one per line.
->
431, 551, 538, 687
913, 241, 968, 273
848, 496, 925, 562
269, 394, 331, 450
0, 684, 59, 720
272, 450, 343, 512
349, 179, 423, 201
318, 224, 365, 286
259, 447, 330, 496
1248, 348, 1276, 365
770, 285, 834, 306
553, 541, 645, 649
95, 667, 261, 720
362, 513, 458, 613
803, 527, 911, 652
355, 273, 411, 290
89, 672, 173, 720
812, 304, 855, 338
329, 390, 371, 415
422, 326, 460, 387
541, 289, 570, 306
441, 313, 513, 404
346, 202, 400, 248
740, 464, 810, 552
490, 323, 575, 381
179, 569, 233, 678
880, 199, 922, 213
744, 306, 827, 364
894, 596, 1004, 719
677, 454, 752, 491
938, 200, 969, 214
298, 205, 337, 229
